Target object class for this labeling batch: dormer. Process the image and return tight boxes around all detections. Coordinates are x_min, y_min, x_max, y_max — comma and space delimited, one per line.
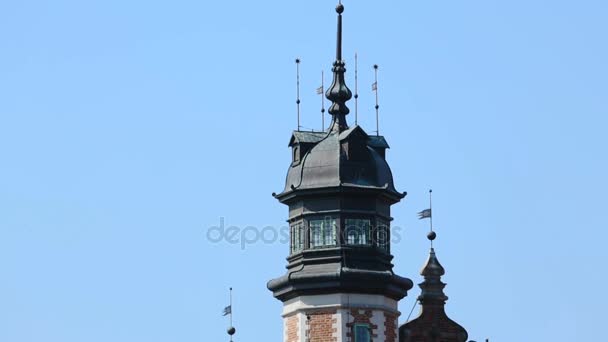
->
339, 125, 370, 161
288, 131, 326, 165
367, 135, 389, 159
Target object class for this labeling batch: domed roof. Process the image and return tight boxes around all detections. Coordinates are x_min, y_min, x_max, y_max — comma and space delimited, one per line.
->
279, 125, 403, 200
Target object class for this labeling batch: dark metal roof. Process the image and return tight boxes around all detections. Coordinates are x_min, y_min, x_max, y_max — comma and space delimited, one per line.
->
338, 124, 365, 141
267, 248, 413, 302
289, 131, 327, 146
278, 125, 403, 201
420, 248, 445, 277
368, 135, 390, 149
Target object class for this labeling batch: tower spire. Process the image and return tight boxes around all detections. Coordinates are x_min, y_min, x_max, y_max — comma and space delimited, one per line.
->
400, 231, 469, 342
325, 1, 352, 132
418, 246, 447, 307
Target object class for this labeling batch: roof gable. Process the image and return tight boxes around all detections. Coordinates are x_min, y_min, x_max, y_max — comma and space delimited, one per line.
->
288, 131, 327, 147
338, 125, 368, 141
367, 135, 390, 149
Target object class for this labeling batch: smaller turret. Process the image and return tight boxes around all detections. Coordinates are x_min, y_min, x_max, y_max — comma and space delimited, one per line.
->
399, 233, 468, 342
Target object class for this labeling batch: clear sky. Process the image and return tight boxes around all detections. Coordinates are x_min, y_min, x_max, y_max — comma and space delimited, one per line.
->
1, 0, 607, 341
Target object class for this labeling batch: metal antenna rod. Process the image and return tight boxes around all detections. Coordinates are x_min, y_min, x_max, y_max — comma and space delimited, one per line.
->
320, 71, 326, 131
355, 53, 359, 125
229, 287, 233, 332
429, 189, 434, 248
373, 64, 380, 136
296, 58, 301, 130
429, 189, 434, 232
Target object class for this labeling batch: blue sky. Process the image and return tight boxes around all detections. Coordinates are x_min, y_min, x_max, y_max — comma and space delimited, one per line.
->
1, 0, 607, 341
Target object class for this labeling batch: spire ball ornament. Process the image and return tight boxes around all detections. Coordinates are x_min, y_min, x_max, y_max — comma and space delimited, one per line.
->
336, 3, 344, 14
227, 326, 236, 335
427, 231, 437, 241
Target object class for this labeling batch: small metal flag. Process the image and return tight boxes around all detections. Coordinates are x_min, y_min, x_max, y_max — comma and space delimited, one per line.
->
372, 81, 377, 91
418, 209, 432, 219
222, 305, 232, 316
316, 86, 324, 94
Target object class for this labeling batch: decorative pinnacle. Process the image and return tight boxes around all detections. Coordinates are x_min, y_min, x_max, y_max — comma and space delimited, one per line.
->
418, 248, 448, 306
421, 248, 445, 278
325, 1, 352, 131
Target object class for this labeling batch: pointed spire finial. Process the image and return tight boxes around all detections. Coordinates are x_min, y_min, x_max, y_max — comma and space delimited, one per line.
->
418, 246, 448, 306
325, 1, 352, 131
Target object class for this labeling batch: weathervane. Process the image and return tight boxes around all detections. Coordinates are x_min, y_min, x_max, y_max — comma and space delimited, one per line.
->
418, 189, 435, 247
223, 287, 236, 342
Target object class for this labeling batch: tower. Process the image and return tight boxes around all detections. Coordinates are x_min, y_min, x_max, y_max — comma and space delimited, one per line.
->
268, 3, 413, 342
398, 233, 469, 342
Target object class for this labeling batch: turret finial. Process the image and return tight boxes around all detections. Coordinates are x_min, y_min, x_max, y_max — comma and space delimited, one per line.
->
325, 1, 352, 131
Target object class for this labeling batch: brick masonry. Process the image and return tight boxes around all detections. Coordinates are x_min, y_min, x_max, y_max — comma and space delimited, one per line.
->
281, 294, 401, 342
399, 306, 468, 342
305, 309, 338, 342
285, 314, 299, 342
384, 311, 398, 342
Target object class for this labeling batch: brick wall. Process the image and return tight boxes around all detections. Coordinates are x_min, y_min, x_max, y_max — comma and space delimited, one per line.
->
384, 311, 398, 342
281, 296, 401, 342
306, 310, 338, 342
399, 306, 468, 342
285, 314, 299, 342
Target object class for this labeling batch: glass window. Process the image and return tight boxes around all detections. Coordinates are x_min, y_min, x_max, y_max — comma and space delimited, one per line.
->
293, 145, 300, 164
290, 223, 304, 254
376, 220, 390, 253
354, 324, 371, 342
309, 218, 337, 248
345, 219, 371, 246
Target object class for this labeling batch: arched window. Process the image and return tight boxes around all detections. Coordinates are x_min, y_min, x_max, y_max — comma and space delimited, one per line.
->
292, 145, 300, 164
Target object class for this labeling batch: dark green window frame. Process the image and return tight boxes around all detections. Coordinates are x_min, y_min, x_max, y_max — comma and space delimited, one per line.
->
345, 218, 371, 246
354, 323, 371, 342
309, 218, 337, 248
376, 220, 390, 253
290, 223, 305, 254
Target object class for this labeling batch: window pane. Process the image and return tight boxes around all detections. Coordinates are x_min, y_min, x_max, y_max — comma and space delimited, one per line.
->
345, 219, 371, 246
309, 218, 336, 248
290, 223, 304, 254
354, 324, 370, 342
376, 220, 390, 252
